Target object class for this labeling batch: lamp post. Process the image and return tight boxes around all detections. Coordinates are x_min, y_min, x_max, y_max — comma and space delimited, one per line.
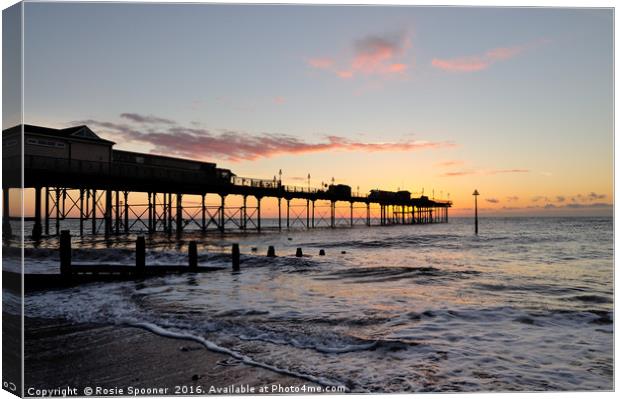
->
278, 169, 282, 187
473, 189, 480, 235
308, 173, 311, 191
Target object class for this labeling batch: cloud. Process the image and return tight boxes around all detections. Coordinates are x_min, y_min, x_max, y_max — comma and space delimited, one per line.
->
531, 195, 549, 202
440, 168, 529, 177
441, 170, 476, 177
588, 192, 606, 200
486, 169, 529, 175
307, 31, 411, 80
76, 115, 454, 162
436, 160, 464, 167
506, 196, 519, 202
307, 58, 334, 69
431, 38, 549, 73
120, 113, 176, 125
486, 198, 500, 204
555, 195, 566, 203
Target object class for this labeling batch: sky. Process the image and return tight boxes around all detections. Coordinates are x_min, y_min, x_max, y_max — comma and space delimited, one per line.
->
8, 2, 614, 216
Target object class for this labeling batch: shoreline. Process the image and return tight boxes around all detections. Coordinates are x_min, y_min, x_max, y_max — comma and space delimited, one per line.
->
22, 315, 318, 396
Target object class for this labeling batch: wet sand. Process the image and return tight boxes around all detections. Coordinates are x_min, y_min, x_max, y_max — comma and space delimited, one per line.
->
23, 316, 315, 396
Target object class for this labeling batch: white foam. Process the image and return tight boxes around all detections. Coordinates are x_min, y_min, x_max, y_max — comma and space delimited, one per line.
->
130, 321, 348, 390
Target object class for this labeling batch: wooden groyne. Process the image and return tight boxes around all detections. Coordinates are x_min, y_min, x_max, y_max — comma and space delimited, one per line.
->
10, 230, 338, 291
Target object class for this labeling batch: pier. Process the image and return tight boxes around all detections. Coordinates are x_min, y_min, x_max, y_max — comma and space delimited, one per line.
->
2, 124, 452, 240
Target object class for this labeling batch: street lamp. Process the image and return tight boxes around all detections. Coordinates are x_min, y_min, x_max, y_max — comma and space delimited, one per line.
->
307, 173, 311, 191
473, 189, 480, 235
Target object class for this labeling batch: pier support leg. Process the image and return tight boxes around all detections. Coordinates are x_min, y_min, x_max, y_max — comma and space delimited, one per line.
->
79, 189, 84, 236
105, 190, 112, 237
45, 187, 50, 236
366, 203, 370, 226
147, 192, 152, 233
162, 193, 166, 232
91, 189, 97, 234
2, 189, 11, 239
350, 202, 354, 227
232, 243, 240, 271
219, 194, 225, 233
330, 201, 335, 228
242, 196, 247, 230
168, 193, 173, 234
176, 193, 183, 236
256, 196, 261, 232
277, 197, 282, 230
402, 205, 405, 225
124, 192, 129, 233
306, 199, 310, 229
286, 199, 290, 229
201, 194, 206, 233
311, 200, 315, 228
32, 187, 42, 240
56, 188, 61, 236
115, 191, 120, 234
153, 193, 158, 232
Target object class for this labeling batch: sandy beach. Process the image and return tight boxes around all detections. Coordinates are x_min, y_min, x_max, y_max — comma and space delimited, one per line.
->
23, 316, 316, 396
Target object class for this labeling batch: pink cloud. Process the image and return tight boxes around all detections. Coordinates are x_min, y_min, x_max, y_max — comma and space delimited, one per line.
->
432, 39, 548, 73
431, 57, 489, 72
307, 58, 334, 69
307, 31, 411, 80
441, 168, 529, 177
77, 116, 455, 162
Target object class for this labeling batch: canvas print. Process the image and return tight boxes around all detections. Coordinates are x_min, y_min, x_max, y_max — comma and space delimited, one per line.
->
1, 1, 614, 396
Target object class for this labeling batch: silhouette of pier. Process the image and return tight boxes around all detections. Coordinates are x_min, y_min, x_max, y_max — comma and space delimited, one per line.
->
2, 124, 452, 240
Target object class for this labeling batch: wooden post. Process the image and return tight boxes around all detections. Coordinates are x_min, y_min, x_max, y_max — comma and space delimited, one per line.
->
242, 196, 247, 230
267, 245, 276, 257
136, 236, 146, 273
232, 243, 240, 271
188, 241, 198, 271
311, 200, 315, 228
330, 201, 335, 228
366, 203, 370, 226
296, 247, 303, 257
319, 249, 325, 256
32, 187, 42, 240
60, 230, 71, 279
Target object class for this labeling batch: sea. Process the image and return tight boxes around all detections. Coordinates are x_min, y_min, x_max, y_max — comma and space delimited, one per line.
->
5, 217, 614, 392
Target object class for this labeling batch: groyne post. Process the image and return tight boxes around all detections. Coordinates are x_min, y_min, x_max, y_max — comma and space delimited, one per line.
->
267, 245, 276, 257
59, 230, 72, 279
136, 236, 146, 273
188, 241, 198, 271
232, 243, 240, 271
